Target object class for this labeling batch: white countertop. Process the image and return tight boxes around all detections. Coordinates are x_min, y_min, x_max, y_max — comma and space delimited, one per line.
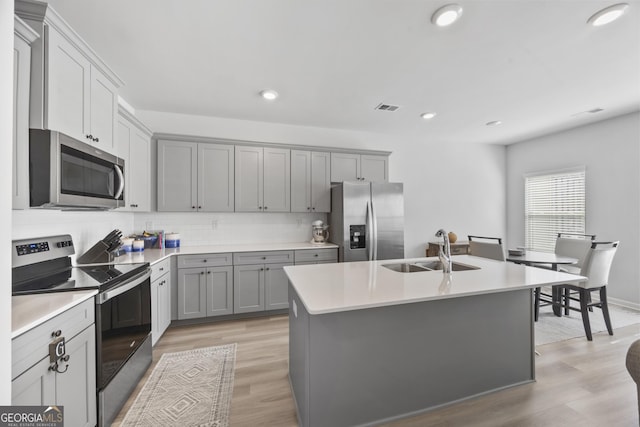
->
284, 255, 587, 315
12, 289, 98, 338
111, 241, 339, 265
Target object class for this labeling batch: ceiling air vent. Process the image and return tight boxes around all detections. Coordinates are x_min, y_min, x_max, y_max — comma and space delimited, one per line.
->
375, 103, 401, 112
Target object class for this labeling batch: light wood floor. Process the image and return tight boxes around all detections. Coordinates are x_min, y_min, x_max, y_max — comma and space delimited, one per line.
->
112, 315, 640, 427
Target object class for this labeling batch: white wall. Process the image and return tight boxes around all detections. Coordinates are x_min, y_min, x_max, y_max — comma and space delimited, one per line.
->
139, 110, 507, 257
1, 1, 14, 404
506, 112, 640, 307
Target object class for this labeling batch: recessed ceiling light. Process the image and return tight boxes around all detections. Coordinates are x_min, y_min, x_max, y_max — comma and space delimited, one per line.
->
587, 3, 629, 26
421, 112, 437, 120
260, 89, 278, 100
486, 120, 502, 126
431, 4, 463, 27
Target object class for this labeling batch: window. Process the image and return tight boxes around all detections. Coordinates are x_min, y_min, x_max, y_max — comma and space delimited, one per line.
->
525, 168, 586, 252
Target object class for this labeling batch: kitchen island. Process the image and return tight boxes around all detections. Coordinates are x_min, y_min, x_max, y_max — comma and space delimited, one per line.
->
284, 255, 585, 427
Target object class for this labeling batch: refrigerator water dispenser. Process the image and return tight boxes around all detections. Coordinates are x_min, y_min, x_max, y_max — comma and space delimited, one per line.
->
350, 225, 366, 249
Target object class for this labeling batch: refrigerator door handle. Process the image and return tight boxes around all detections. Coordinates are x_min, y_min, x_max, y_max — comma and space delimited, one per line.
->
371, 198, 378, 260
366, 200, 374, 261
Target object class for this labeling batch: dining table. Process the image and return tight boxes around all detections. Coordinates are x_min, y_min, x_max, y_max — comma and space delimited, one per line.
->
506, 250, 579, 317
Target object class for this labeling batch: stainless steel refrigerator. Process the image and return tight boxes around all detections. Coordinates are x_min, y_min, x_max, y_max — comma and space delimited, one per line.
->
329, 181, 404, 262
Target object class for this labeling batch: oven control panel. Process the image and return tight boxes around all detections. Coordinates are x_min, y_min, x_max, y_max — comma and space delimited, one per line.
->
12, 235, 75, 268
16, 241, 50, 256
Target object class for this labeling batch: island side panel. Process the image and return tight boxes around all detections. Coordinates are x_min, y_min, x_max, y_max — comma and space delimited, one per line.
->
288, 283, 310, 427
299, 289, 534, 427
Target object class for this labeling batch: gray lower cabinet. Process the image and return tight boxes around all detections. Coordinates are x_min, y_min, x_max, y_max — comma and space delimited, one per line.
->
12, 299, 96, 427
294, 248, 338, 264
151, 269, 171, 346
177, 266, 233, 319
233, 251, 294, 313
234, 262, 292, 313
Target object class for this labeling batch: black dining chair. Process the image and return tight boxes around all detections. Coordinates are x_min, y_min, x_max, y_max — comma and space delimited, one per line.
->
544, 241, 619, 341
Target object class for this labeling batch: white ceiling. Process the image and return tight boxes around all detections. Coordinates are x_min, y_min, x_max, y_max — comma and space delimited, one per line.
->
46, 0, 640, 145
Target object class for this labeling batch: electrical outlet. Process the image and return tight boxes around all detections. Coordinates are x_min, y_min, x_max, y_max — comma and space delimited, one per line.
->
212, 220, 218, 230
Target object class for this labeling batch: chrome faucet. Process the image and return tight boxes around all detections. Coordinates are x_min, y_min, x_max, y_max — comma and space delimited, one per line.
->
435, 229, 452, 273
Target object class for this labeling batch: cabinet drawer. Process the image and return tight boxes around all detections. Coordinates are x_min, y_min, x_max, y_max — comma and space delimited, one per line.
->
151, 257, 171, 281
12, 298, 94, 380
233, 251, 294, 265
178, 253, 232, 268
295, 248, 338, 263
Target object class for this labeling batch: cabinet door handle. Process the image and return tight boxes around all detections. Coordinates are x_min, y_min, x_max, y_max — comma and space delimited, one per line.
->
198, 206, 202, 209
266, 267, 270, 271
200, 271, 204, 275
307, 207, 311, 210
192, 206, 196, 209
86, 134, 92, 140
52, 330, 62, 338
264, 206, 268, 210
203, 259, 207, 263
159, 267, 164, 271
260, 268, 264, 271
207, 271, 211, 275
314, 254, 318, 257
94, 137, 99, 142
312, 207, 316, 210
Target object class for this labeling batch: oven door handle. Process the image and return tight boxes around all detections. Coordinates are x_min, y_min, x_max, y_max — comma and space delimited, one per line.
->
96, 268, 151, 304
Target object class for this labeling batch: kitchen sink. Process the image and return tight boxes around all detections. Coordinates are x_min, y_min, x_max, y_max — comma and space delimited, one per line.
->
382, 261, 480, 273
414, 261, 480, 271
382, 263, 431, 273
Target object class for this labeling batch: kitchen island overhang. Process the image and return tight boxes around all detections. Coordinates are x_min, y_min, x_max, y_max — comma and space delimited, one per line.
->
284, 256, 586, 427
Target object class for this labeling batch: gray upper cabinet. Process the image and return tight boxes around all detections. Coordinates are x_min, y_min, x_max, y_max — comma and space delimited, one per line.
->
291, 150, 331, 213
235, 146, 290, 212
16, 1, 123, 152
157, 140, 234, 212
13, 16, 39, 210
361, 154, 388, 182
199, 143, 235, 212
157, 140, 197, 211
331, 152, 388, 182
116, 108, 152, 211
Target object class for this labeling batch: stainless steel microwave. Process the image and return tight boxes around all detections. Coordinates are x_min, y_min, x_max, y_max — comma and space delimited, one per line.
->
29, 129, 125, 210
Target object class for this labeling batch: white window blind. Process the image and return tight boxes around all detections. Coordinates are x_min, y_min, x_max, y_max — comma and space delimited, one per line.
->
525, 168, 586, 252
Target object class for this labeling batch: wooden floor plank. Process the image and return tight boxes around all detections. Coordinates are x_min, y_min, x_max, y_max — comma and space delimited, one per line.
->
112, 316, 640, 426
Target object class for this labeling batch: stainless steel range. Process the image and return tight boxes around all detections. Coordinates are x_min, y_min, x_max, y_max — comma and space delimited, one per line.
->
11, 234, 152, 427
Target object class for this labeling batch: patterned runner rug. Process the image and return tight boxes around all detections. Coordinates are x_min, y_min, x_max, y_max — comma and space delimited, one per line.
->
121, 344, 236, 427
535, 303, 640, 345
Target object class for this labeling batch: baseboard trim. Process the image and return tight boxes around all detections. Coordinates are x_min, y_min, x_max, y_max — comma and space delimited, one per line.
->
609, 297, 640, 312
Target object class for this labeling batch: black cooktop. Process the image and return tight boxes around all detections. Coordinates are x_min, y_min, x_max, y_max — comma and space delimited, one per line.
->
12, 262, 149, 296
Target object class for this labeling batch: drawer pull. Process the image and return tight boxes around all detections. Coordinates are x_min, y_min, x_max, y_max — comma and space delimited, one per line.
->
52, 330, 62, 338
159, 267, 164, 271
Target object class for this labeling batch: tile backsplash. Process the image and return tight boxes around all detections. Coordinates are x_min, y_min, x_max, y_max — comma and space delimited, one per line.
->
133, 212, 327, 246
12, 210, 328, 260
